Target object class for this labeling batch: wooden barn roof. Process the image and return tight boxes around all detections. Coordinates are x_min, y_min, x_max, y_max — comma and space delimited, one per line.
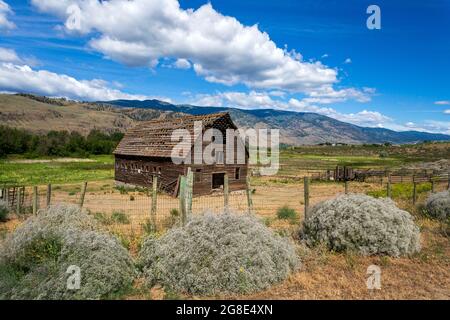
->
113, 112, 237, 158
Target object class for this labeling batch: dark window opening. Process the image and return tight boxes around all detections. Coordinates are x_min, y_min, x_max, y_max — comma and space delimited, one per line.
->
212, 173, 225, 189
235, 167, 241, 180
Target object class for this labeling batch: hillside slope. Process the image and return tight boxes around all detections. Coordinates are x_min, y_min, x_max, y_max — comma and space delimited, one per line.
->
0, 94, 180, 135
105, 99, 450, 145
1, 94, 449, 145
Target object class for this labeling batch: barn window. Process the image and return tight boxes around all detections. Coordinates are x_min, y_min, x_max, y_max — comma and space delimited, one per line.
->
195, 169, 202, 183
235, 167, 241, 180
158, 167, 162, 174
153, 167, 157, 173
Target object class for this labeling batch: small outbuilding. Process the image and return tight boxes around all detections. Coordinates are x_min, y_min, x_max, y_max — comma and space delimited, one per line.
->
113, 112, 248, 196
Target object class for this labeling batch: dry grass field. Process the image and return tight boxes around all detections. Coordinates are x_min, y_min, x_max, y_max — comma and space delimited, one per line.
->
2, 177, 448, 300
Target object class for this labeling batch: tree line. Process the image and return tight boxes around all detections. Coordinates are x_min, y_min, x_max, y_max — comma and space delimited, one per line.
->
0, 126, 124, 158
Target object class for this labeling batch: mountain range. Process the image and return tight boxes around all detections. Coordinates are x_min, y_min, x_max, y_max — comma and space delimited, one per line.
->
103, 99, 450, 145
1, 93, 449, 145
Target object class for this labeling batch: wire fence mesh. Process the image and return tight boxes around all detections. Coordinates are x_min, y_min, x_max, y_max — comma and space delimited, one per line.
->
1, 177, 448, 236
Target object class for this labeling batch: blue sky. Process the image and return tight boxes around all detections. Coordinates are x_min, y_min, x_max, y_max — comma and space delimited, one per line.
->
0, 0, 449, 134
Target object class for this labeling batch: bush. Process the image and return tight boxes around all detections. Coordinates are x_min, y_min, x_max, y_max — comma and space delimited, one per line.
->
425, 191, 450, 221
0, 200, 8, 222
277, 206, 297, 221
301, 194, 421, 257
0, 203, 136, 299
139, 212, 299, 296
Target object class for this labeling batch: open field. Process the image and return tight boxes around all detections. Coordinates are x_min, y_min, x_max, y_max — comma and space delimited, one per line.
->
1, 143, 449, 300
0, 155, 114, 185
2, 141, 449, 185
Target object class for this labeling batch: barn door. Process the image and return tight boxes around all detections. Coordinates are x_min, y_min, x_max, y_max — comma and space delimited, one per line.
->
212, 173, 225, 189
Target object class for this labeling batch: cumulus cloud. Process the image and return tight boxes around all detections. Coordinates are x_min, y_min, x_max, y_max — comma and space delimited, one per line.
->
0, 61, 156, 101
0, 0, 15, 30
0, 47, 22, 63
344, 58, 352, 64
392, 120, 450, 135
189, 90, 389, 127
444, 109, 450, 114
31, 0, 360, 96
435, 100, 450, 105
174, 58, 191, 69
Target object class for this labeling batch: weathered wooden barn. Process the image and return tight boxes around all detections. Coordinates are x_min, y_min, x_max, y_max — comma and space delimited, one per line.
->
113, 112, 248, 196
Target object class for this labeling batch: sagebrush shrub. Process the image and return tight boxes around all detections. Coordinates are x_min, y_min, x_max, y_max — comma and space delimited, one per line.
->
301, 194, 421, 257
139, 212, 299, 296
425, 191, 450, 221
0, 200, 8, 222
0, 203, 136, 300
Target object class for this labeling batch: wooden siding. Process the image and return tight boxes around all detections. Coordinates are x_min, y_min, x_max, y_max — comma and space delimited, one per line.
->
114, 155, 247, 197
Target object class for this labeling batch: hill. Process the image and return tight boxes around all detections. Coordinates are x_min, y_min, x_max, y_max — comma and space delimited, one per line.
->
1, 93, 449, 145
105, 99, 450, 145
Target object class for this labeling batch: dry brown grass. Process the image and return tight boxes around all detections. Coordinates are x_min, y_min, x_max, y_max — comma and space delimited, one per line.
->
2, 179, 449, 300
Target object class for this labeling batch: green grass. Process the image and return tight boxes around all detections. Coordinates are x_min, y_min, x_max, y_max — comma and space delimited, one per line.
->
278, 153, 404, 175
367, 182, 432, 199
0, 155, 114, 186
111, 211, 130, 224
276, 205, 298, 222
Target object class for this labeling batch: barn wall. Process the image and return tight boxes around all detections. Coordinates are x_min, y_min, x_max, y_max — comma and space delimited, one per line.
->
114, 155, 184, 190
189, 164, 248, 196
115, 155, 248, 197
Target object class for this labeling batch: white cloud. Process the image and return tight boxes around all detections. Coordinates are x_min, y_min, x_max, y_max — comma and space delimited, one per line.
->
269, 90, 286, 97
0, 0, 15, 30
384, 120, 450, 135
344, 58, 352, 64
444, 109, 450, 114
189, 90, 447, 134
0, 47, 22, 63
189, 90, 388, 127
31, 0, 358, 95
0, 61, 157, 101
435, 100, 450, 105
173, 58, 191, 69
321, 54, 329, 58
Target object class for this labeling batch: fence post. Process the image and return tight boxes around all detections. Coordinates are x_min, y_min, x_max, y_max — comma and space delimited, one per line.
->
186, 168, 193, 219
151, 175, 158, 229
412, 176, 417, 205
224, 173, 229, 213
32, 186, 38, 215
246, 175, 253, 214
16, 187, 21, 214
431, 178, 435, 194
380, 176, 383, 186
179, 175, 187, 226
447, 172, 450, 190
20, 187, 25, 212
79, 181, 87, 209
46, 184, 52, 207
344, 181, 349, 194
387, 175, 392, 198
4, 188, 9, 207
304, 176, 310, 219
